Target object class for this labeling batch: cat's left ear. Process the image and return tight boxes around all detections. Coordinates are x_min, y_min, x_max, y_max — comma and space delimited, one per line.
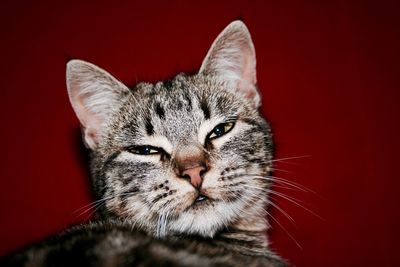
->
199, 21, 260, 108
66, 60, 131, 149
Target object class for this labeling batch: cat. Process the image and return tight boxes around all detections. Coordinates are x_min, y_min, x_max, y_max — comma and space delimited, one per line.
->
2, 21, 288, 267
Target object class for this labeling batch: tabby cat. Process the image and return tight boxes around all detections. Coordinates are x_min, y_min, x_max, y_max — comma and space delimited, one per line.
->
2, 21, 287, 267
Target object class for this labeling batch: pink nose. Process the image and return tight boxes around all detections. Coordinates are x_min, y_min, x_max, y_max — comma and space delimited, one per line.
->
181, 166, 206, 189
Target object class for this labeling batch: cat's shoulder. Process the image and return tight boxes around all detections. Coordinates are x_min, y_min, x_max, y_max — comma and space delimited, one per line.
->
2, 220, 287, 267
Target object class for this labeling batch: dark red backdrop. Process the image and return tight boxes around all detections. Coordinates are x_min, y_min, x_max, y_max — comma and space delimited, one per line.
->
1, 1, 399, 266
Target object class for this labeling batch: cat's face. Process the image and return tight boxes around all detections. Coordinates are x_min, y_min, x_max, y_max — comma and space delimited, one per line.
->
67, 21, 273, 237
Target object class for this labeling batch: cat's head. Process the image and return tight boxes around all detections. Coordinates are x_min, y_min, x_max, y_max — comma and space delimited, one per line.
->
66, 21, 273, 238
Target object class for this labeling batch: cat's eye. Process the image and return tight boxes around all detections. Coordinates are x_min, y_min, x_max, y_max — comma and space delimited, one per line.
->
207, 122, 235, 140
126, 145, 161, 155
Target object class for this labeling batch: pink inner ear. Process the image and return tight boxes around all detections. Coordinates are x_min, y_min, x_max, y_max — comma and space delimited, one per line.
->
74, 92, 103, 128
73, 94, 104, 149
221, 43, 260, 107
83, 126, 99, 149
242, 52, 257, 85
67, 78, 104, 150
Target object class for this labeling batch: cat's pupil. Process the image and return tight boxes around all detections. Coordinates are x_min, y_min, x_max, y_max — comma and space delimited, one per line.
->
142, 147, 151, 154
213, 125, 225, 137
208, 122, 235, 140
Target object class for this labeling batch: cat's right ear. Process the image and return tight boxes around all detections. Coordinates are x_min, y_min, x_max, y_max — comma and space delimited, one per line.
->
66, 60, 130, 149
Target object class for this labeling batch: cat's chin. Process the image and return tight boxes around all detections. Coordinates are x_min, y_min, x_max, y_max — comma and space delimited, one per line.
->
168, 200, 242, 238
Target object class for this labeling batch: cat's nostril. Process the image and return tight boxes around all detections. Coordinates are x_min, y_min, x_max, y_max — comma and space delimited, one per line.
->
180, 166, 207, 189
182, 174, 191, 181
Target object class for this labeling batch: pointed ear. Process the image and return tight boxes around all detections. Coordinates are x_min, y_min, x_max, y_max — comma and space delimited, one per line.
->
66, 60, 130, 149
199, 21, 260, 107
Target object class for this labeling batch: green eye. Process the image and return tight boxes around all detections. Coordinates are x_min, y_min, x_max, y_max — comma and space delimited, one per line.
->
127, 145, 160, 155
207, 122, 235, 140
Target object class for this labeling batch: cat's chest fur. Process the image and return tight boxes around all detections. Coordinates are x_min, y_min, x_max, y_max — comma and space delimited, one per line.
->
2, 21, 287, 266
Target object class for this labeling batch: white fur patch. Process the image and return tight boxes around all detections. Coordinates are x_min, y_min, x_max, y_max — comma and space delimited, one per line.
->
169, 200, 244, 237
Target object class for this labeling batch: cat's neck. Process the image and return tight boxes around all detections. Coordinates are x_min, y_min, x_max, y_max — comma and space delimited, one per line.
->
217, 230, 269, 256
217, 215, 270, 256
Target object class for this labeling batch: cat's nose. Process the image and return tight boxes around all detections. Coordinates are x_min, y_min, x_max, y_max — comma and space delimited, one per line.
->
181, 165, 207, 189
174, 144, 208, 189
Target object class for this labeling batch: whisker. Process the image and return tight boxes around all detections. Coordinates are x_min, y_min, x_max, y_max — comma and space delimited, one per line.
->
244, 184, 324, 221
243, 184, 305, 204
269, 167, 295, 174
269, 155, 311, 164
241, 179, 325, 223
269, 183, 304, 191
76, 201, 106, 218
267, 189, 307, 204
267, 210, 303, 249
243, 173, 316, 194
73, 196, 114, 214
266, 199, 296, 224
233, 193, 302, 249
235, 173, 312, 193
268, 176, 319, 196
237, 192, 296, 225
74, 191, 140, 218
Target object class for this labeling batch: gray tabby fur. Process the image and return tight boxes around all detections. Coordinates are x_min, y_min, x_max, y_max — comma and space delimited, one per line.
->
2, 21, 288, 266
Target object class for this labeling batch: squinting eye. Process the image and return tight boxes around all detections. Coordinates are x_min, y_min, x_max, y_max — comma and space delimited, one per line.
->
207, 122, 235, 140
126, 145, 161, 155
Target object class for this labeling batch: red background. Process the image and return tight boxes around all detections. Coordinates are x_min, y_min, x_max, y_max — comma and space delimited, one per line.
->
0, 1, 399, 266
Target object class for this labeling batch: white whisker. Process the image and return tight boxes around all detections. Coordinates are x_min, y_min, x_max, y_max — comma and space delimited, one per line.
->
269, 155, 311, 163
267, 210, 303, 249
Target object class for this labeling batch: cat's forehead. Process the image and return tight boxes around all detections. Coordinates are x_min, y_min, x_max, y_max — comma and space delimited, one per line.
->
113, 74, 241, 146
134, 74, 228, 109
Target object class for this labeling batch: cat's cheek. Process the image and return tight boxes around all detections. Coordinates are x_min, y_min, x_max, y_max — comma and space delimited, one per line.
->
201, 167, 223, 192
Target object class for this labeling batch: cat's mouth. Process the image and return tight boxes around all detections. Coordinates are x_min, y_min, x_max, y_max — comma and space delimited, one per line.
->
195, 194, 208, 203
191, 193, 211, 208
181, 191, 216, 212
